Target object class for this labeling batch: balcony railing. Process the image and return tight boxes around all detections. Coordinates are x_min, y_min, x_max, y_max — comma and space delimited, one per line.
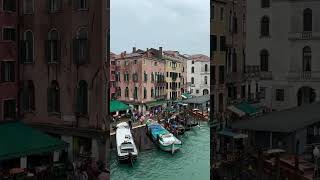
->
287, 71, 320, 81
288, 31, 320, 40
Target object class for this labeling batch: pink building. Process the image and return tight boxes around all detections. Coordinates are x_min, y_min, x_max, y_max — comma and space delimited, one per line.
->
0, 0, 18, 121
115, 47, 166, 113
110, 53, 117, 99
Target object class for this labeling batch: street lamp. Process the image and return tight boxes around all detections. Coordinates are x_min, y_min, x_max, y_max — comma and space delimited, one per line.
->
314, 146, 320, 179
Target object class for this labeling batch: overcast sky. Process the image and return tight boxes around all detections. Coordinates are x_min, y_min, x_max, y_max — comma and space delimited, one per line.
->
111, 0, 209, 56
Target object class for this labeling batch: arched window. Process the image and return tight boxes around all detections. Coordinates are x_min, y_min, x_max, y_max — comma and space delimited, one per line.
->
303, 8, 312, 32
22, 30, 34, 63
191, 67, 194, 73
205, 64, 208, 72
46, 29, 60, 63
303, 46, 311, 72
261, 16, 270, 37
77, 80, 88, 114
133, 87, 138, 99
21, 80, 35, 112
260, 49, 269, 72
125, 87, 129, 98
204, 76, 208, 85
151, 88, 154, 98
191, 77, 195, 84
144, 87, 147, 99
74, 28, 88, 64
48, 81, 60, 113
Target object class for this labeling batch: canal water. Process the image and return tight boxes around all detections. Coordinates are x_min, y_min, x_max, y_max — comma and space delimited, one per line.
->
110, 123, 209, 180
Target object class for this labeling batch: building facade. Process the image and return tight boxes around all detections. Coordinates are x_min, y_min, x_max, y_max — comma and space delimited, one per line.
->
115, 47, 166, 113
163, 51, 187, 100
18, 0, 109, 163
246, 0, 320, 110
187, 54, 210, 96
110, 52, 117, 99
0, 0, 18, 121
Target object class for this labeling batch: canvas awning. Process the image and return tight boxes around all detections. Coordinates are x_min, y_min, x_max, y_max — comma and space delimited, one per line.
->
0, 122, 68, 161
110, 100, 130, 113
145, 100, 167, 108
234, 102, 258, 116
227, 105, 246, 117
217, 129, 248, 139
181, 93, 192, 99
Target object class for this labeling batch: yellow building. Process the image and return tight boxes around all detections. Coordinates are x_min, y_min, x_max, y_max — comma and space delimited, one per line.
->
163, 51, 186, 100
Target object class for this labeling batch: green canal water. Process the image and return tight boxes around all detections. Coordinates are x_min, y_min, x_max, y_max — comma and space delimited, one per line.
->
110, 123, 209, 180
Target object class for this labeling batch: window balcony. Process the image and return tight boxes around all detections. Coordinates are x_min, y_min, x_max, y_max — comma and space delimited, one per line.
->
287, 71, 320, 81
288, 31, 320, 41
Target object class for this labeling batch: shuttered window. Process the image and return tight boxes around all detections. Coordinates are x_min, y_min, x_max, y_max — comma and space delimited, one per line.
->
1, 61, 15, 82
3, 0, 16, 12
4, 99, 16, 120
76, 80, 88, 114
47, 81, 60, 113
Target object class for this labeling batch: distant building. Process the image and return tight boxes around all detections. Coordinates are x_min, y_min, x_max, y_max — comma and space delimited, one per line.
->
0, 0, 18, 121
163, 51, 188, 100
246, 0, 320, 110
187, 54, 210, 96
115, 47, 166, 113
110, 53, 117, 99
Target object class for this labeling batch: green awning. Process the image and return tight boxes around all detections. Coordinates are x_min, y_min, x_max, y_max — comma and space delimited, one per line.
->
145, 100, 167, 108
110, 100, 130, 113
181, 93, 192, 99
235, 102, 258, 116
0, 122, 68, 161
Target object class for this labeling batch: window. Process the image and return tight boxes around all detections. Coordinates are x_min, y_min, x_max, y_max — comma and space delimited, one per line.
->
3, 0, 16, 12
220, 7, 224, 21
261, 16, 270, 37
74, 0, 88, 10
191, 67, 194, 73
303, 9, 312, 32
205, 64, 208, 72
144, 87, 147, 99
233, 16, 238, 33
276, 89, 284, 101
47, 81, 60, 113
2, 28, 16, 41
261, 0, 270, 8
243, 14, 246, 33
211, 35, 217, 52
219, 66, 225, 83
133, 73, 138, 82
21, 80, 35, 112
23, 0, 34, 14
192, 60, 194, 64
260, 49, 269, 72
46, 29, 61, 63
196, 90, 199, 94
134, 60, 137, 64
74, 28, 88, 65
151, 88, 154, 98
3, 99, 16, 120
76, 80, 88, 114
48, 0, 62, 13
117, 87, 121, 97
204, 76, 208, 85
232, 50, 237, 72
211, 65, 215, 85
1, 61, 15, 82
220, 36, 226, 51
154, 62, 157, 66
218, 93, 223, 112
191, 77, 194, 85
125, 87, 129, 98
211, 4, 214, 20
166, 72, 169, 77
144, 72, 148, 82
303, 46, 311, 72
133, 87, 138, 99
21, 30, 34, 63
241, 85, 246, 98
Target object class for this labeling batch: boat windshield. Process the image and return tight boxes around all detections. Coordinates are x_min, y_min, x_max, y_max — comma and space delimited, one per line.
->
120, 142, 134, 153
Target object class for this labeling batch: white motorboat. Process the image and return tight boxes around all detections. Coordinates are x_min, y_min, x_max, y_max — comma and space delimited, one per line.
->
116, 122, 138, 164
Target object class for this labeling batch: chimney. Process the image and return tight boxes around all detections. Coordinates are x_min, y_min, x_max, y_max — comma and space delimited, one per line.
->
159, 47, 163, 58
133, 47, 136, 53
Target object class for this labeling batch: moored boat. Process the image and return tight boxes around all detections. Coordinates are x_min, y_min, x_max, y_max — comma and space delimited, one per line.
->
146, 121, 182, 154
116, 122, 138, 164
